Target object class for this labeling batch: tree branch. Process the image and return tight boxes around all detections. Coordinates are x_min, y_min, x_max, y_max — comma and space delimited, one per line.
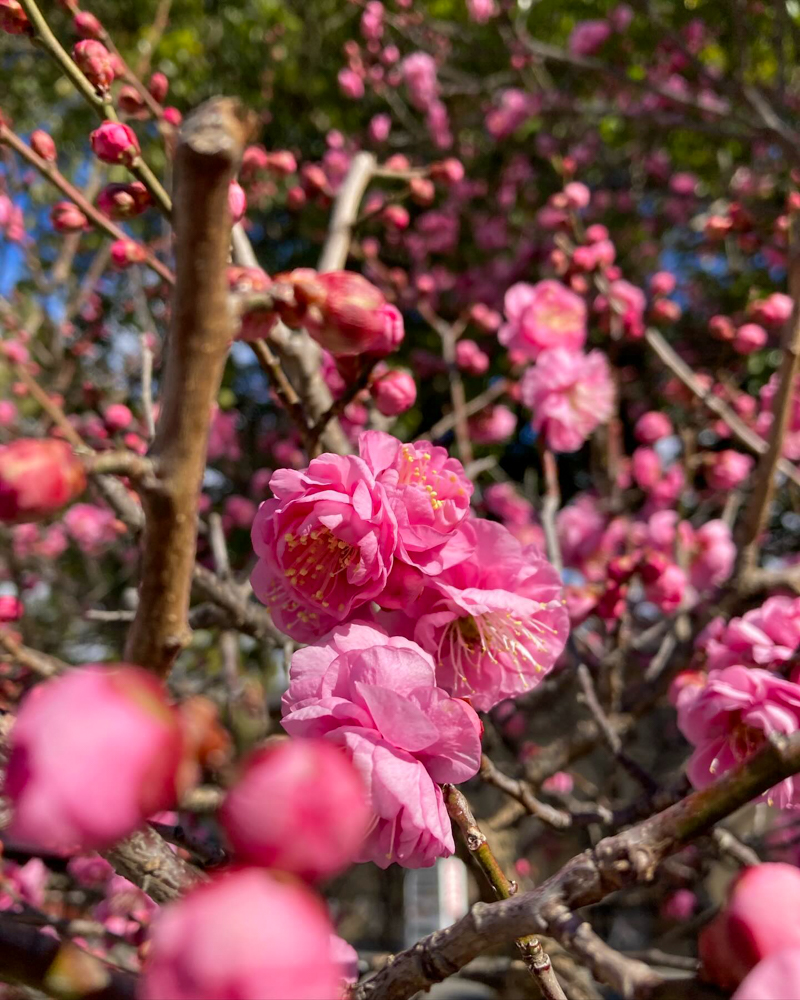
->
354, 731, 800, 1000
124, 98, 251, 675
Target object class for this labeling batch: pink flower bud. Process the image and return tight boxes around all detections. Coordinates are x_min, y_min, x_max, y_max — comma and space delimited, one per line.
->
749, 292, 794, 327
338, 67, 365, 100
369, 113, 392, 143
634, 410, 672, 444
110, 239, 146, 269
563, 181, 590, 209
30, 130, 56, 162
90, 121, 140, 165
117, 84, 145, 115
220, 739, 369, 881
429, 158, 464, 185
0, 595, 22, 623
163, 106, 182, 127
286, 185, 306, 211
265, 150, 297, 176
650, 297, 682, 323
542, 771, 574, 795
370, 369, 417, 415
700, 864, 800, 991
51, 200, 88, 233
0, 0, 31, 35
0, 439, 86, 523
410, 176, 435, 205
706, 449, 754, 490
228, 180, 246, 224
285, 270, 389, 356
469, 404, 517, 445
709, 314, 735, 341
104, 403, 133, 432
148, 71, 169, 103
73, 39, 115, 90
455, 338, 490, 375
4, 665, 183, 852
568, 19, 612, 55
97, 181, 151, 219
382, 204, 410, 229
650, 270, 677, 296
73, 10, 102, 38
241, 144, 269, 177
661, 889, 696, 921
734, 322, 768, 354
140, 870, 341, 1000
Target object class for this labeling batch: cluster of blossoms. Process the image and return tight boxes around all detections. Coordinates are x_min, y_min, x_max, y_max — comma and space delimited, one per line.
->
251, 431, 569, 866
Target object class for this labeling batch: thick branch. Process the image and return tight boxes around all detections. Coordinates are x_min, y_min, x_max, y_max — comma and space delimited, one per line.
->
354, 731, 800, 1000
124, 98, 250, 675
318, 151, 376, 272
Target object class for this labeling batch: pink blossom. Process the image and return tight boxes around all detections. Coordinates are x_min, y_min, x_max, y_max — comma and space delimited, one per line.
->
650, 271, 676, 296
104, 403, 133, 431
734, 322, 768, 354
4, 665, 183, 853
700, 864, 800, 992
678, 666, 800, 807
360, 1, 384, 40
607, 279, 646, 338
370, 370, 417, 416
337, 67, 365, 100
749, 292, 794, 327
0, 400, 17, 426
568, 20, 612, 56
643, 561, 687, 612
415, 519, 569, 710
635, 411, 673, 444
251, 453, 397, 641
0, 858, 48, 912
282, 621, 482, 867
661, 888, 696, 921
542, 771, 574, 795
690, 519, 735, 591
358, 431, 473, 575
499, 280, 587, 361
90, 121, 140, 166
563, 181, 591, 209
733, 950, 800, 1000
468, 405, 517, 444
631, 446, 661, 490
706, 449, 754, 490
228, 180, 246, 223
401, 52, 439, 109
701, 596, 800, 672
30, 129, 56, 162
455, 339, 489, 375
483, 482, 533, 527
485, 89, 540, 140
63, 503, 123, 556
141, 869, 341, 1000
557, 494, 608, 569
220, 738, 369, 881
466, 0, 496, 22
0, 439, 86, 523
369, 113, 392, 143
520, 347, 615, 452
0, 595, 22, 622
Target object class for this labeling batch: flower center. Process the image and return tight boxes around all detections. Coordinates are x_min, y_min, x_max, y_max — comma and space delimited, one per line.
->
438, 608, 558, 690
395, 445, 465, 511
282, 527, 358, 611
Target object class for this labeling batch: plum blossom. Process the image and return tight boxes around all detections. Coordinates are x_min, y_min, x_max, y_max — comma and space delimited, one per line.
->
401, 52, 439, 109
468, 404, 517, 444
63, 503, 124, 556
4, 665, 183, 853
700, 863, 800, 992
520, 347, 615, 452
415, 520, 569, 711
358, 431, 473, 576
568, 19, 612, 56
698, 596, 800, 672
141, 869, 341, 1000
677, 666, 800, 807
499, 280, 587, 360
733, 950, 800, 1000
251, 454, 398, 641
220, 738, 369, 881
282, 621, 482, 867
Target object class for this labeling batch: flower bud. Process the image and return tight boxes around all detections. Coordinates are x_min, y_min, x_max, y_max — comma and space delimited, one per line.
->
370, 369, 417, 415
73, 10, 102, 38
73, 39, 115, 90
4, 665, 183, 853
220, 739, 369, 881
0, 439, 86, 522
228, 180, 246, 224
410, 176, 435, 205
429, 158, 464, 184
634, 410, 672, 444
140, 870, 341, 1000
97, 181, 151, 219
163, 106, 182, 127
90, 121, 140, 165
148, 71, 169, 103
455, 338, 489, 376
110, 239, 146, 269
650, 270, 676, 296
30, 130, 56, 162
733, 322, 767, 355
265, 149, 297, 176
117, 84, 145, 115
287, 269, 389, 356
104, 403, 133, 432
51, 200, 87, 233
0, 0, 31, 35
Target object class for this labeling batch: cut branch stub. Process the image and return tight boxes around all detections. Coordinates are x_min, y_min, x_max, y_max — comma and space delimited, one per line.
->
124, 98, 254, 676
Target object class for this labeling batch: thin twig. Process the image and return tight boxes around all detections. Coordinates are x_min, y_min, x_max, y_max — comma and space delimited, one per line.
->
443, 786, 567, 1000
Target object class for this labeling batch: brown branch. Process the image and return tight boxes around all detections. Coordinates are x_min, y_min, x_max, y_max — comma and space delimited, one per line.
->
103, 826, 205, 904
444, 786, 567, 1000
645, 328, 800, 487
540, 445, 563, 574
0, 628, 66, 677
123, 98, 251, 676
737, 219, 800, 563
354, 730, 800, 1000
420, 305, 473, 466
0, 913, 135, 1000
249, 339, 311, 444
318, 152, 376, 272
